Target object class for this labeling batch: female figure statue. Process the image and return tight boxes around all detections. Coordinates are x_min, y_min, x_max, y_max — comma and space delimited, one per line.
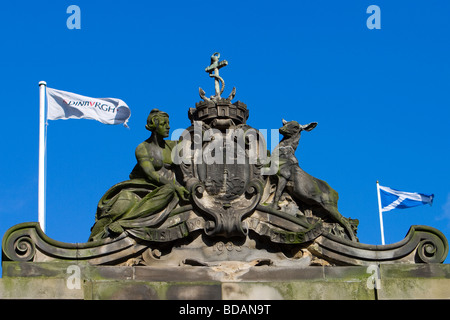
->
89, 109, 189, 241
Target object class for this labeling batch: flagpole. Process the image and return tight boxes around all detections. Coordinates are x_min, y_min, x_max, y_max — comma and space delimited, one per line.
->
376, 180, 385, 245
38, 81, 47, 233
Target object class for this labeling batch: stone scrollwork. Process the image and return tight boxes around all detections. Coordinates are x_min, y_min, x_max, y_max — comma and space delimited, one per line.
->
11, 235, 35, 262
192, 179, 263, 238
414, 226, 449, 263
2, 221, 448, 267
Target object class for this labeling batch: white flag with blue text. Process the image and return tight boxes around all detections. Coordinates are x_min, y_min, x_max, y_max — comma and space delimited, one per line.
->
379, 185, 434, 212
46, 87, 131, 127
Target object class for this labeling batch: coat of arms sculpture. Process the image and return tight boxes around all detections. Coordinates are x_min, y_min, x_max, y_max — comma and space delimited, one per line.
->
2, 53, 448, 268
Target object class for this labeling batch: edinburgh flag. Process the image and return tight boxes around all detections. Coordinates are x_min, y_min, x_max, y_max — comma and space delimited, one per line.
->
46, 87, 131, 127
378, 184, 434, 213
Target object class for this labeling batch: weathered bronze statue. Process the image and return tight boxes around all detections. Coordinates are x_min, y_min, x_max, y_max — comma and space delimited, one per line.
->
89, 109, 189, 241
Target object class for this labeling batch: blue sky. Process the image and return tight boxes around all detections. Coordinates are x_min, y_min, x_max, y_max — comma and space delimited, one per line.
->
1, 0, 449, 270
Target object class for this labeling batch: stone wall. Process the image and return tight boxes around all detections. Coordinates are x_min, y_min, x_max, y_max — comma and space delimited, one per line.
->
0, 262, 449, 300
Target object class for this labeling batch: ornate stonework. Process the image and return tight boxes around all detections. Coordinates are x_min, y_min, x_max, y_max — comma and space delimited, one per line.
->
2, 53, 448, 268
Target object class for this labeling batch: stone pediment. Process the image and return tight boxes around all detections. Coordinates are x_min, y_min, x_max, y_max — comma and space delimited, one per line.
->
2, 222, 448, 267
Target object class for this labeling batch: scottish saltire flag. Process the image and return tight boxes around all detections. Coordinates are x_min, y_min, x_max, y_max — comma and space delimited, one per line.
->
46, 87, 131, 127
379, 185, 434, 213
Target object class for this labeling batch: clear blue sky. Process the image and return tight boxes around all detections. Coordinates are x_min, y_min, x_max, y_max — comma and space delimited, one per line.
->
1, 0, 449, 269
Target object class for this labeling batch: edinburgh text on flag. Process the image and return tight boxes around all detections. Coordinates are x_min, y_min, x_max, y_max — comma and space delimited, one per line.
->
46, 87, 131, 127
378, 185, 434, 213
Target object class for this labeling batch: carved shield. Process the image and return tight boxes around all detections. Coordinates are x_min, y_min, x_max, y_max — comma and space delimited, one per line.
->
180, 124, 265, 237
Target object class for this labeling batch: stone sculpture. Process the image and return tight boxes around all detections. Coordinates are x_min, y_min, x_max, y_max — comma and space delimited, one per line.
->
89, 109, 189, 241
2, 53, 448, 268
200, 52, 236, 101
271, 119, 358, 241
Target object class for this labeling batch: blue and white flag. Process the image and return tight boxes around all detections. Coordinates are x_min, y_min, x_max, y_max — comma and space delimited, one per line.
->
378, 184, 434, 213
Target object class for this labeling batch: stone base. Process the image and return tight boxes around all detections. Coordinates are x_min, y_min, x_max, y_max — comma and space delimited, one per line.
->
1, 262, 449, 300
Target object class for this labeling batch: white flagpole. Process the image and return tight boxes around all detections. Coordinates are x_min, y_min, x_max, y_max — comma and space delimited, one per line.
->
376, 180, 385, 245
38, 81, 47, 233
